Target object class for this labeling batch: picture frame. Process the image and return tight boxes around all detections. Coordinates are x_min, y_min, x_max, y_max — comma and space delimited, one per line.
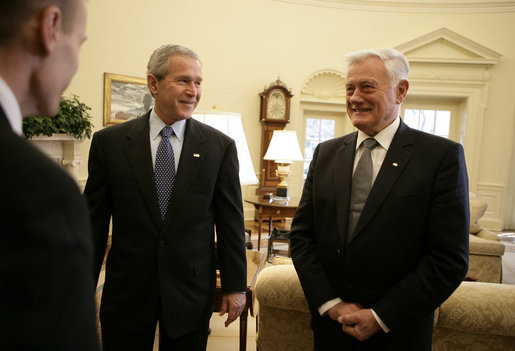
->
103, 72, 154, 126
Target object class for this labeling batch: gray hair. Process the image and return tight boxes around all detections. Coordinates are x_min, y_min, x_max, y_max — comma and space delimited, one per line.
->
343, 48, 409, 86
147, 44, 201, 81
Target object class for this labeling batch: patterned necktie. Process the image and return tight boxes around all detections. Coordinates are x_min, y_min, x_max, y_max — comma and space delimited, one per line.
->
347, 138, 379, 242
155, 126, 175, 221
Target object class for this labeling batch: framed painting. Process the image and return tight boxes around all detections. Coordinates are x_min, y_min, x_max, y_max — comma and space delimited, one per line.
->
103, 72, 154, 126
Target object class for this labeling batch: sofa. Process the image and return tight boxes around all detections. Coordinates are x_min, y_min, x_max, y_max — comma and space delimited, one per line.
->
468, 193, 505, 283
255, 258, 515, 351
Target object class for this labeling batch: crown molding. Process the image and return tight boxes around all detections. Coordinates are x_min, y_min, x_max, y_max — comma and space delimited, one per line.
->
276, 0, 515, 13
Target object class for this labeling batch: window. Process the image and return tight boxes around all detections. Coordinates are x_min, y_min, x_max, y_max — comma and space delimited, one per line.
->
303, 118, 335, 179
403, 109, 451, 138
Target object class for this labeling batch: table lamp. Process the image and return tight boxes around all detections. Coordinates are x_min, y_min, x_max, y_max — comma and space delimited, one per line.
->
192, 110, 258, 185
263, 130, 303, 202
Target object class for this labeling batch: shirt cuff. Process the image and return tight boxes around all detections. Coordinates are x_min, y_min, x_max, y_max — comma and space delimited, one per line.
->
318, 298, 343, 316
371, 309, 390, 333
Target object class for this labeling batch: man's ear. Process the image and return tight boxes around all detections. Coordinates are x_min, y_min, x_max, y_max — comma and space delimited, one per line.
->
39, 6, 62, 55
395, 80, 409, 104
147, 74, 159, 96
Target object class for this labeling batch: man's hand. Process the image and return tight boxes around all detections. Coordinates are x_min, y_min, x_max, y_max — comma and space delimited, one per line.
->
338, 309, 381, 341
219, 292, 246, 327
326, 301, 362, 322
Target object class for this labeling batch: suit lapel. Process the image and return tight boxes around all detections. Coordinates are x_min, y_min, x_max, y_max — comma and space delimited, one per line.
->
163, 118, 207, 229
335, 133, 357, 244
351, 121, 413, 240
0, 108, 9, 129
124, 112, 162, 228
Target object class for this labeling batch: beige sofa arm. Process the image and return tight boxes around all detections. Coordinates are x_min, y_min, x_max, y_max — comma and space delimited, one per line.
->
255, 265, 309, 313
255, 265, 314, 351
436, 282, 515, 337
469, 235, 505, 257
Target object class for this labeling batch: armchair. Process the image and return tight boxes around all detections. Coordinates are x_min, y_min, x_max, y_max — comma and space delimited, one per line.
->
468, 193, 505, 283
255, 259, 515, 351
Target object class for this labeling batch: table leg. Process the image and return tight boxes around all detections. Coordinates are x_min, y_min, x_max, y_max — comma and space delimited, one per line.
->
266, 216, 273, 262
245, 228, 253, 250
239, 308, 248, 351
257, 215, 263, 251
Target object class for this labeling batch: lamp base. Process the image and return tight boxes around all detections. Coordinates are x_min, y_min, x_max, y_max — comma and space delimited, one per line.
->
276, 186, 288, 198
274, 184, 289, 204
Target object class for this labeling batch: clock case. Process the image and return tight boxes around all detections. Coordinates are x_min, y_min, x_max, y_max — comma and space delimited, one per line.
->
257, 79, 293, 197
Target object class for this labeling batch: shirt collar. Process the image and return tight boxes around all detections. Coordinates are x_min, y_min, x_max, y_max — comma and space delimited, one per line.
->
0, 75, 23, 136
356, 116, 400, 151
149, 108, 186, 141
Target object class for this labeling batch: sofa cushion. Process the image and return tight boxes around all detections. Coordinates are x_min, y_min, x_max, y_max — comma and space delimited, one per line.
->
469, 199, 488, 234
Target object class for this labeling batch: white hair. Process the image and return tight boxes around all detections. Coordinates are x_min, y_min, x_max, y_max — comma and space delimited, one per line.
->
343, 48, 409, 86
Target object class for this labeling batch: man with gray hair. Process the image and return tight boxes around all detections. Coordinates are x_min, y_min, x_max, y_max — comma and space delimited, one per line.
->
0, 0, 99, 349
290, 48, 469, 350
85, 44, 247, 350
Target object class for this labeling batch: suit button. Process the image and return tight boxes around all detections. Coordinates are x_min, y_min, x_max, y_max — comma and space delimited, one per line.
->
336, 248, 342, 255
160, 240, 165, 247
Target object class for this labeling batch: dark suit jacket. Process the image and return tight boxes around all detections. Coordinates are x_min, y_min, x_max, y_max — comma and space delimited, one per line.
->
290, 121, 469, 349
84, 111, 246, 338
0, 109, 99, 350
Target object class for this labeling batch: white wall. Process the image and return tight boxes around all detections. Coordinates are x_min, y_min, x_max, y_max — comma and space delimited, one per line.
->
67, 0, 515, 228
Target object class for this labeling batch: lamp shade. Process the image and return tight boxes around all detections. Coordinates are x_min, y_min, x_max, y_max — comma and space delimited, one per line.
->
264, 130, 303, 163
192, 111, 258, 185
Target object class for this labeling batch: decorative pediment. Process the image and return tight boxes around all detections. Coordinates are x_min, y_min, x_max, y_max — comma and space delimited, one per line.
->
395, 28, 501, 81
300, 69, 346, 102
396, 27, 501, 67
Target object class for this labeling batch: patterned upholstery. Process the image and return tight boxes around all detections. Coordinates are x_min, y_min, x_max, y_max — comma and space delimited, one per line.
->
255, 264, 312, 351
469, 235, 505, 283
433, 281, 515, 351
467, 193, 505, 283
255, 262, 515, 351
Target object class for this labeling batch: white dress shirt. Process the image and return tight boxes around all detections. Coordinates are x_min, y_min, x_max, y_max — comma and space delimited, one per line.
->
0, 75, 23, 136
318, 116, 401, 333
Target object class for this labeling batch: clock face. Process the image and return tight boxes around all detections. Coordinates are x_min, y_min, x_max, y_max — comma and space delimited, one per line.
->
267, 89, 287, 120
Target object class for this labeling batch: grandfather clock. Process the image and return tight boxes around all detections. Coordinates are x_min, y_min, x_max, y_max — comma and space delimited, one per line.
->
256, 78, 293, 198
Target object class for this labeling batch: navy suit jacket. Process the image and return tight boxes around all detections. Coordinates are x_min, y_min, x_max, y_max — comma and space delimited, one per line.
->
290, 120, 469, 349
84, 111, 246, 338
0, 109, 99, 350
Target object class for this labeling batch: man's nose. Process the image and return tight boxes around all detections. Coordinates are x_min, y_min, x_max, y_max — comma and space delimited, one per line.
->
348, 89, 363, 104
185, 82, 197, 95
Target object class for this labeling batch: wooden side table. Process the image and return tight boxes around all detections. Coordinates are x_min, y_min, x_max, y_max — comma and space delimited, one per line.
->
244, 197, 299, 251
213, 250, 265, 351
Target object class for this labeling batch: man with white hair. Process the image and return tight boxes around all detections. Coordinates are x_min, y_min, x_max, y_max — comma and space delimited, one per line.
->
290, 48, 469, 350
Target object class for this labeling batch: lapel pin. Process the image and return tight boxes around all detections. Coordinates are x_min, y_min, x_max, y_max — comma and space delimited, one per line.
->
193, 153, 200, 158
392, 162, 398, 167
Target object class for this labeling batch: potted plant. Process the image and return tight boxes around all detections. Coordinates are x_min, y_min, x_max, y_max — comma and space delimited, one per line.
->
23, 94, 93, 140
24, 95, 94, 182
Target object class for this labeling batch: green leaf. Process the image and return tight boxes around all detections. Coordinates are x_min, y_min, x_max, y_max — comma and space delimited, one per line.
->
23, 95, 94, 140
